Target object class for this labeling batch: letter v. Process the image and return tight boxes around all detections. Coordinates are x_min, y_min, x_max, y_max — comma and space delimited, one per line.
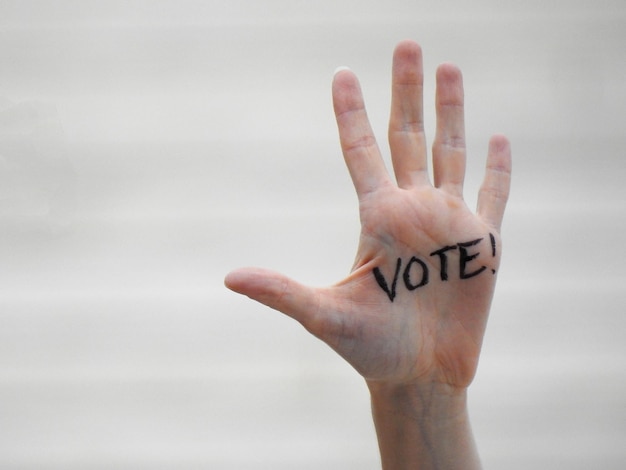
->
372, 258, 402, 302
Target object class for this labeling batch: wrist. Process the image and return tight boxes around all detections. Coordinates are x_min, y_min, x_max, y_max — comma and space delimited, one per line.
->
367, 379, 469, 424
367, 380, 480, 470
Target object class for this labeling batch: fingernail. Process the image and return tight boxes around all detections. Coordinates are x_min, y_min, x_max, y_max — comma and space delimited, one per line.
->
333, 66, 351, 76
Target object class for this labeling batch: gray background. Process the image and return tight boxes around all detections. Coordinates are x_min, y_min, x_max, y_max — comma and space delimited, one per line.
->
1, 0, 625, 468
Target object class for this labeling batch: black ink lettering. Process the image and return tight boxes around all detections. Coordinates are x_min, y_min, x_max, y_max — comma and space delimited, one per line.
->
458, 238, 487, 279
489, 232, 497, 274
403, 256, 429, 290
373, 234, 497, 300
373, 258, 402, 302
429, 245, 457, 281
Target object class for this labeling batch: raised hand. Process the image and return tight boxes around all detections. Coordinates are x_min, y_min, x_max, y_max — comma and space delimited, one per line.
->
225, 40, 511, 392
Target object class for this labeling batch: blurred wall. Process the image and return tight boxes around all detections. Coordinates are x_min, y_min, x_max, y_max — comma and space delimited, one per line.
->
1, 1, 625, 468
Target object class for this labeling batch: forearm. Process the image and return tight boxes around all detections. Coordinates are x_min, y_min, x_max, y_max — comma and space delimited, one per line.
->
367, 381, 481, 470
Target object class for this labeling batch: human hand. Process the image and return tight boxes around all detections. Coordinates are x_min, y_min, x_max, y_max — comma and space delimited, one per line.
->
225, 40, 511, 391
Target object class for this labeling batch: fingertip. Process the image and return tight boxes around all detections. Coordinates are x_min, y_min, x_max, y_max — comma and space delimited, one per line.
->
224, 266, 273, 294
488, 134, 512, 172
332, 66, 358, 90
224, 267, 250, 293
332, 66, 357, 86
332, 67, 357, 98
436, 62, 462, 80
489, 134, 510, 150
396, 38, 420, 48
435, 63, 464, 106
391, 40, 423, 86
333, 65, 351, 76
393, 39, 423, 61
332, 67, 365, 116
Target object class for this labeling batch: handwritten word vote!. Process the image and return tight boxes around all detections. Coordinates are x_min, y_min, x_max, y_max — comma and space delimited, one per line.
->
372, 234, 497, 302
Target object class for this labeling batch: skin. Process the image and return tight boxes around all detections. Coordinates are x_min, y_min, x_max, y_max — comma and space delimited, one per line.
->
225, 40, 512, 469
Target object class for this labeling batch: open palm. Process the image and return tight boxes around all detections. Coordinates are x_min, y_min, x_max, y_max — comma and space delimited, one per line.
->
225, 40, 511, 390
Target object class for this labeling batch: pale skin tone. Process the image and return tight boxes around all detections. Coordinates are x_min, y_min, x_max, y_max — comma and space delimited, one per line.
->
225, 40, 511, 469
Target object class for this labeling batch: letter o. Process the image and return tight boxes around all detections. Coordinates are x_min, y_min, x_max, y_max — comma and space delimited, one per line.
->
403, 256, 429, 290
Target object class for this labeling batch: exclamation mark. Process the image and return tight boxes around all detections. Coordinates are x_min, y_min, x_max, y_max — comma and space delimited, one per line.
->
489, 233, 496, 274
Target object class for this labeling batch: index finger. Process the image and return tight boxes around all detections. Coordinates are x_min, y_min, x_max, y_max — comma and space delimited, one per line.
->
333, 68, 390, 198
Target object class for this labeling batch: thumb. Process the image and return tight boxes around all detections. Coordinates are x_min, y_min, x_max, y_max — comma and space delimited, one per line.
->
224, 267, 322, 330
